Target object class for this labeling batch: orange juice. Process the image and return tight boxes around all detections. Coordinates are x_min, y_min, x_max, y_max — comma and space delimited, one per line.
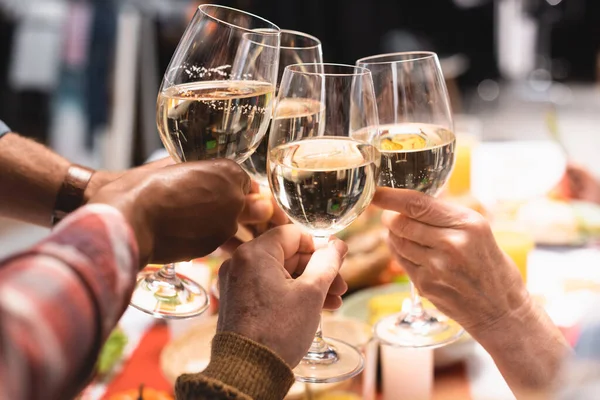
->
493, 229, 535, 283
447, 135, 475, 196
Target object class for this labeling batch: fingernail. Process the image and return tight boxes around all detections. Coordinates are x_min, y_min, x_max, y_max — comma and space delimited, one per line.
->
329, 239, 348, 258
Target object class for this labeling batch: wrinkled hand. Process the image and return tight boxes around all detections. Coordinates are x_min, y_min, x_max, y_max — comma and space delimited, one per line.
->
90, 160, 250, 266
373, 188, 532, 334
217, 225, 348, 367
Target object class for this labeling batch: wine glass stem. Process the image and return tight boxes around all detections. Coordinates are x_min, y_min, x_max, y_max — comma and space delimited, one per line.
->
158, 263, 177, 280
308, 315, 329, 353
409, 281, 425, 317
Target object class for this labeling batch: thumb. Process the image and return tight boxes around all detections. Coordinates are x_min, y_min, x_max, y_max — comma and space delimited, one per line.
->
299, 239, 348, 294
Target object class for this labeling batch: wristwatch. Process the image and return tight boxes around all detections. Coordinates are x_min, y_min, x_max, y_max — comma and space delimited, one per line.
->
52, 164, 95, 226
0, 119, 11, 139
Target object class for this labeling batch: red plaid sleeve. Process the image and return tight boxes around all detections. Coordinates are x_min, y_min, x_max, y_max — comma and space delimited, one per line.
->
0, 204, 139, 400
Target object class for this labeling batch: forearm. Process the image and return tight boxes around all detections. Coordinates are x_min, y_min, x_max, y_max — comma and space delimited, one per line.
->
0, 133, 70, 226
471, 294, 571, 399
175, 332, 295, 400
0, 205, 139, 400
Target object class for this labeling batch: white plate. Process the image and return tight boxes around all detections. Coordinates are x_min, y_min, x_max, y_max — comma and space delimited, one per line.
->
472, 140, 566, 205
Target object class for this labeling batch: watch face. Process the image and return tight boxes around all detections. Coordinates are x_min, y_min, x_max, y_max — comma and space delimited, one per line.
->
0, 120, 11, 138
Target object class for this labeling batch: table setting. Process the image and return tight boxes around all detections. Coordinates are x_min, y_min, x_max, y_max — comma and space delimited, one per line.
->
75, 3, 600, 400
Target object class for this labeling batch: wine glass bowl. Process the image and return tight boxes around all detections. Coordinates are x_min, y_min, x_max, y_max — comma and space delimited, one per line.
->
357, 51, 463, 348
157, 5, 280, 164
243, 30, 323, 187
268, 63, 380, 382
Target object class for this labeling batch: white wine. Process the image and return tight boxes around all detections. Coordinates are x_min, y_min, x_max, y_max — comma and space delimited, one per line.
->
269, 137, 380, 237
377, 123, 455, 195
242, 98, 325, 186
157, 80, 275, 163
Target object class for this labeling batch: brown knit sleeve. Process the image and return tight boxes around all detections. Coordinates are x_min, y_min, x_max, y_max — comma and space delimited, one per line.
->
175, 332, 295, 400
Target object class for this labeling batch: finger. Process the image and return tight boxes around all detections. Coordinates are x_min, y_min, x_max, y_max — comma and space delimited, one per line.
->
323, 295, 343, 311
373, 187, 470, 228
239, 193, 274, 223
219, 236, 244, 255
386, 233, 429, 269
270, 199, 290, 226
250, 224, 314, 263
387, 236, 420, 277
284, 253, 313, 277
285, 257, 347, 297
382, 211, 446, 248
299, 239, 347, 293
328, 274, 348, 297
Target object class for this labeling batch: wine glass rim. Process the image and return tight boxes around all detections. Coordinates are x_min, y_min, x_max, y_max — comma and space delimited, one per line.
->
285, 63, 371, 77
356, 51, 438, 65
280, 29, 322, 50
197, 4, 280, 34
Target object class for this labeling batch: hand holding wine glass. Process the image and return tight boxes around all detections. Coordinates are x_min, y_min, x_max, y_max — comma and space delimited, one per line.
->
90, 160, 250, 266
130, 4, 281, 319
357, 52, 463, 348
268, 63, 380, 383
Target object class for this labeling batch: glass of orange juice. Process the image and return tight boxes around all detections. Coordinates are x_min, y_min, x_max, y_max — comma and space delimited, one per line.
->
447, 115, 482, 196
493, 227, 535, 284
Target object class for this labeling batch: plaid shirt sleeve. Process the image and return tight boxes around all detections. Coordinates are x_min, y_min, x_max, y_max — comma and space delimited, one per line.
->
0, 204, 139, 400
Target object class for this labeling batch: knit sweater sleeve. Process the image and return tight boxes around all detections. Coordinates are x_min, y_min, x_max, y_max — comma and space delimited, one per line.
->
175, 332, 295, 400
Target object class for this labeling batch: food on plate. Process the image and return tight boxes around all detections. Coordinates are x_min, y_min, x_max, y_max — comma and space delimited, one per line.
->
96, 327, 128, 377
515, 198, 600, 245
107, 387, 173, 400
339, 226, 392, 291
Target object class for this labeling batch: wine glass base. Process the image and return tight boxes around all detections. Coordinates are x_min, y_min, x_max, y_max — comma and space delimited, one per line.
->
294, 337, 364, 384
130, 267, 210, 319
375, 309, 464, 349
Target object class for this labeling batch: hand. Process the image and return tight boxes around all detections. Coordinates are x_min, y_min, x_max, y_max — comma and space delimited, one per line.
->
220, 181, 290, 253
373, 187, 533, 334
238, 181, 289, 226
562, 164, 600, 204
217, 225, 348, 367
90, 160, 250, 266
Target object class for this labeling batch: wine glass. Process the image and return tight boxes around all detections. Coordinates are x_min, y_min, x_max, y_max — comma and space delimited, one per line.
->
129, 4, 280, 319
242, 30, 323, 188
268, 63, 380, 382
357, 52, 464, 347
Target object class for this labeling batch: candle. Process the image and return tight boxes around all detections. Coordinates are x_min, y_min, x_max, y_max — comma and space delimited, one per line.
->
381, 345, 434, 400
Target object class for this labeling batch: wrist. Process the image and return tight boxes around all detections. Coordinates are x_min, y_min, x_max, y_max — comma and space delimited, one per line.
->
89, 187, 154, 269
52, 164, 95, 225
83, 170, 122, 204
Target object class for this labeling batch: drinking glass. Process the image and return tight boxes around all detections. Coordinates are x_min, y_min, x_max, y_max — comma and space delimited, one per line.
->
129, 4, 280, 319
268, 63, 380, 382
357, 52, 464, 347
242, 30, 323, 187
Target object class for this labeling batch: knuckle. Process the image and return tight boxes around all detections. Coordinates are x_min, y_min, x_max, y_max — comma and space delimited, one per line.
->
465, 212, 489, 233
392, 215, 411, 237
218, 260, 231, 280
232, 243, 255, 266
405, 195, 431, 220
